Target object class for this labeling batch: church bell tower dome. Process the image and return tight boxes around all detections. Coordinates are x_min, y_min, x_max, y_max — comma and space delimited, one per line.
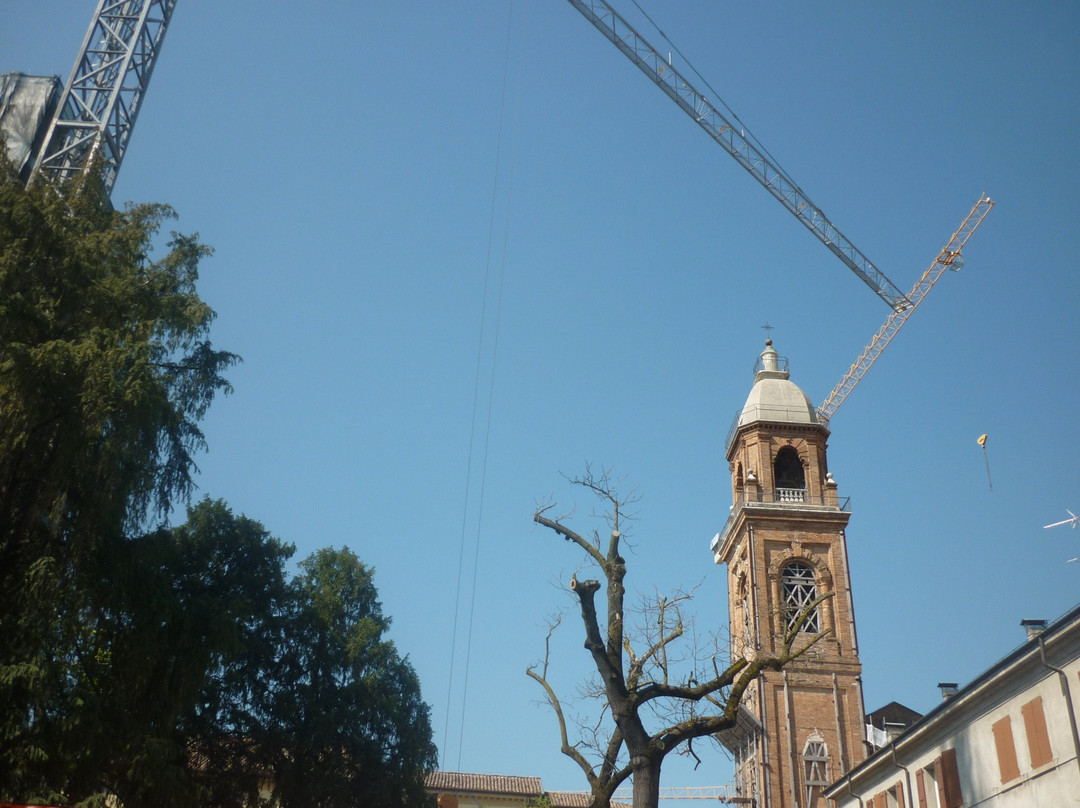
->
737, 339, 820, 429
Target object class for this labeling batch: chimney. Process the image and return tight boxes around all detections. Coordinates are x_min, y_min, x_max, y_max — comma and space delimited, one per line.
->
937, 682, 959, 701
1021, 619, 1048, 640
884, 722, 907, 743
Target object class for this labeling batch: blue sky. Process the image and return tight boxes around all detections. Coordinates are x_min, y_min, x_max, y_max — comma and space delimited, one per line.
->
5, 0, 1080, 797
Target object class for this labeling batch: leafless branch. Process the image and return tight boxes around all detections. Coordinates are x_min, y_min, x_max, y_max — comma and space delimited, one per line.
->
534, 510, 606, 569
529, 469, 834, 808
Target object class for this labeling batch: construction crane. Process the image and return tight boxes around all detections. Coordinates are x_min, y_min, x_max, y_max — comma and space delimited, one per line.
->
816, 196, 994, 422
565, 0, 909, 311
608, 784, 749, 802
565, 1, 995, 422
26, 0, 177, 196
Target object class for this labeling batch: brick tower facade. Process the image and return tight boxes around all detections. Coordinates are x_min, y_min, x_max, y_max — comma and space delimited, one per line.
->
713, 341, 865, 808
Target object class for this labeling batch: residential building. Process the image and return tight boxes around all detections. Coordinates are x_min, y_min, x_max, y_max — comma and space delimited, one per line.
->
825, 604, 1080, 807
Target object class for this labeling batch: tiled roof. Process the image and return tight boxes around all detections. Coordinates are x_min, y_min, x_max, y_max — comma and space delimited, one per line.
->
424, 771, 631, 807
548, 792, 631, 808
865, 701, 923, 727
548, 794, 592, 807
425, 771, 543, 796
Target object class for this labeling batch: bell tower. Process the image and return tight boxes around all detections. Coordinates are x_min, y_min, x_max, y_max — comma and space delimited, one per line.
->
713, 340, 865, 808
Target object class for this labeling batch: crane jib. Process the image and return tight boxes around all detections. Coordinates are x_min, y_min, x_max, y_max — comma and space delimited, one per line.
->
816, 197, 995, 422
567, 0, 909, 311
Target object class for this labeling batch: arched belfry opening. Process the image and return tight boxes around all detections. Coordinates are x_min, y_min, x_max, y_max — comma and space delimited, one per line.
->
774, 446, 805, 495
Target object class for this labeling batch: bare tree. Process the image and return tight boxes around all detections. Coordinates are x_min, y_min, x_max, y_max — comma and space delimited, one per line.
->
528, 468, 830, 808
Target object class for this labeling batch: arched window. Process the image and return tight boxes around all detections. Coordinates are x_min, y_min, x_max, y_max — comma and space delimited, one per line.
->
781, 562, 819, 633
774, 447, 805, 501
735, 573, 750, 654
802, 732, 829, 806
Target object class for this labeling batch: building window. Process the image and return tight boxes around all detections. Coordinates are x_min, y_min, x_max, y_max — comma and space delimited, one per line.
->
992, 714, 1020, 783
781, 562, 819, 633
802, 732, 829, 807
872, 782, 905, 808
936, 748, 964, 808
774, 446, 805, 491
914, 749, 963, 808
1021, 696, 1053, 768
734, 573, 750, 655
734, 728, 759, 803
915, 767, 932, 808
889, 781, 905, 808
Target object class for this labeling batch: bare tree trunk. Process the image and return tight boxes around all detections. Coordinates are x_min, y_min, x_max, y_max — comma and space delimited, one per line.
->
530, 470, 833, 808
631, 754, 662, 808
574, 573, 664, 808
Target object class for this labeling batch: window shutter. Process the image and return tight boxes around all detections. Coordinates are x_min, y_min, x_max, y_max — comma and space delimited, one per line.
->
893, 780, 904, 807
992, 715, 1020, 783
939, 748, 964, 808
1022, 696, 1053, 768
935, 758, 948, 807
915, 769, 927, 808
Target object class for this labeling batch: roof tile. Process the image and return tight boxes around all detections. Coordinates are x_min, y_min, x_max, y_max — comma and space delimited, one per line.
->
425, 771, 543, 796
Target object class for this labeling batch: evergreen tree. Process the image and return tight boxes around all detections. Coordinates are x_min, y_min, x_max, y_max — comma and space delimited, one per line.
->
0, 162, 437, 807
264, 548, 437, 808
0, 159, 236, 801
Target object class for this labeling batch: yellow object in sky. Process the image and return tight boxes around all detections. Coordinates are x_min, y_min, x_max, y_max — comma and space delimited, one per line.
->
978, 434, 992, 490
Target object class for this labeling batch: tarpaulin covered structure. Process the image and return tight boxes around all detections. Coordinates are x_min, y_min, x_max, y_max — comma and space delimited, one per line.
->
0, 73, 60, 178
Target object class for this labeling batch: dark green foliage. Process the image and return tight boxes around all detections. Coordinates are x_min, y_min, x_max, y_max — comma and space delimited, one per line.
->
267, 548, 438, 808
95, 500, 296, 808
0, 163, 436, 807
190, 546, 438, 808
0, 161, 237, 553
0, 156, 237, 803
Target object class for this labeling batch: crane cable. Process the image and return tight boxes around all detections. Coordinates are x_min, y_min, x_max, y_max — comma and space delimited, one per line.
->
443, 0, 521, 769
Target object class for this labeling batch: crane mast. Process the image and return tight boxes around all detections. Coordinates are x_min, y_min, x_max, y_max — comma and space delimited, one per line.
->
816, 195, 995, 422
28, 0, 177, 196
565, 0, 910, 311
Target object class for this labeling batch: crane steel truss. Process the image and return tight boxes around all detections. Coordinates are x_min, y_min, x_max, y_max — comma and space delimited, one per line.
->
816, 196, 995, 423
566, 0, 910, 311
610, 785, 748, 801
30, 0, 177, 196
